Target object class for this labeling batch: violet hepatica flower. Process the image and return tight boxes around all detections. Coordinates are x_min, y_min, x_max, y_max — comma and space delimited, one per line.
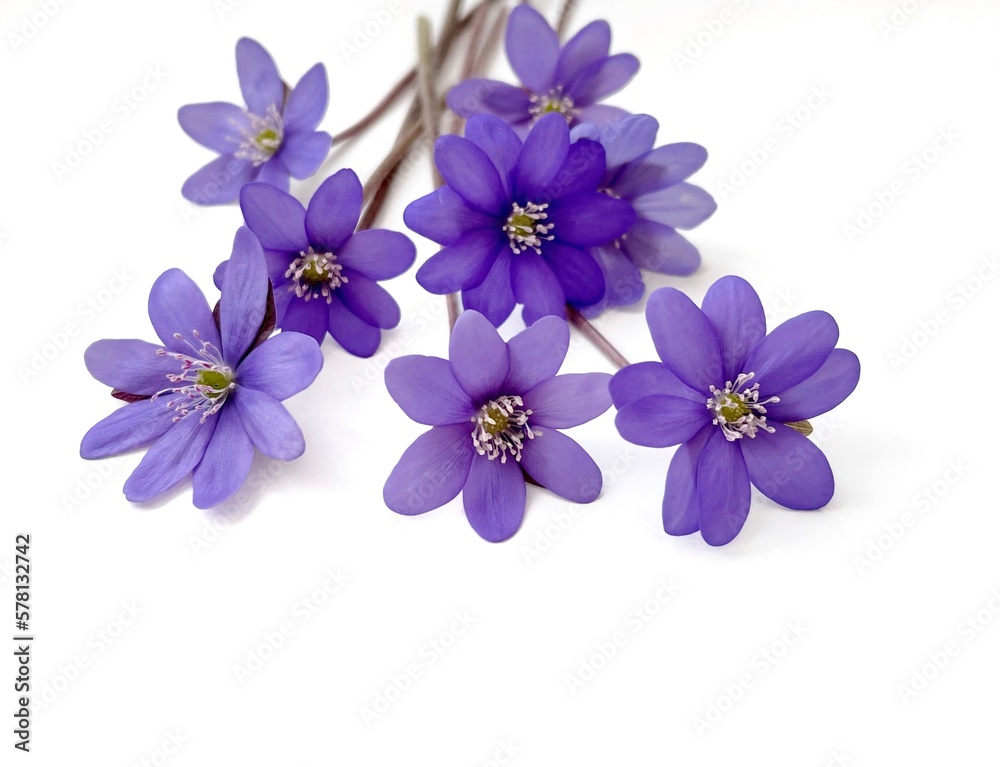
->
404, 113, 635, 326
179, 37, 331, 205
572, 114, 717, 315
383, 311, 611, 542
219, 168, 415, 357
447, 5, 638, 136
611, 276, 860, 546
80, 228, 323, 508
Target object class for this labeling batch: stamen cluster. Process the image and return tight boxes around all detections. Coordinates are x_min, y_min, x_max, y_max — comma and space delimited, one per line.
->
153, 331, 235, 423
706, 372, 779, 442
471, 395, 539, 463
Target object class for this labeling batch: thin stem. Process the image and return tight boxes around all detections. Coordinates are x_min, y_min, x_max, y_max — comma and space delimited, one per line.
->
472, 5, 509, 75
358, 120, 422, 230
566, 306, 630, 370
330, 70, 415, 146
555, 0, 576, 38
416, 16, 443, 188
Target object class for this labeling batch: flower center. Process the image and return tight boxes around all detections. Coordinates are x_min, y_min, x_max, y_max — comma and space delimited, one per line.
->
504, 202, 554, 255
528, 87, 579, 123
706, 372, 779, 441
285, 246, 348, 303
235, 104, 284, 165
471, 395, 539, 463
153, 331, 235, 423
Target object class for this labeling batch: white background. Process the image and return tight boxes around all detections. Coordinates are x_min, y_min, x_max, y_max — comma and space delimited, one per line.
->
2, 0, 998, 764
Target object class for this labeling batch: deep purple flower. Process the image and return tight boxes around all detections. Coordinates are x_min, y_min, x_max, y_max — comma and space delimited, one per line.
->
179, 38, 331, 205
573, 115, 717, 315
404, 113, 635, 326
80, 228, 323, 508
447, 5, 638, 136
383, 311, 611, 542
611, 276, 860, 546
216, 169, 416, 357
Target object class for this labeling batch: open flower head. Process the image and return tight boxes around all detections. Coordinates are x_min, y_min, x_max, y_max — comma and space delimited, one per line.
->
611, 276, 860, 545
383, 311, 612, 542
447, 5, 639, 136
179, 38, 331, 205
405, 113, 635, 327
80, 228, 323, 508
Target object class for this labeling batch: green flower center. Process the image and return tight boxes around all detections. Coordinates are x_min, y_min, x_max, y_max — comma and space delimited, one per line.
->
196, 369, 234, 398
471, 396, 539, 463
481, 406, 510, 436
717, 394, 751, 423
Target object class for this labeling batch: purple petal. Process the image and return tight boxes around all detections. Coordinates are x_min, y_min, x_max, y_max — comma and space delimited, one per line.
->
449, 310, 509, 402
504, 315, 569, 393
565, 53, 639, 106
435, 134, 507, 215
520, 429, 601, 503
524, 373, 611, 428
609, 361, 703, 410
550, 192, 635, 247
336, 230, 415, 280
447, 79, 532, 123
461, 249, 516, 327
85, 339, 177, 395
595, 114, 659, 172
240, 182, 308, 251
696, 430, 751, 546
505, 5, 559, 95
254, 156, 290, 191
543, 242, 605, 306
587, 243, 644, 310
385, 356, 475, 426
662, 423, 714, 536
545, 139, 606, 198
744, 311, 839, 395
338, 270, 401, 329
148, 269, 221, 354
181, 154, 255, 205
741, 425, 834, 510
279, 131, 331, 179
123, 416, 217, 503
767, 349, 861, 423
236, 37, 284, 115
178, 102, 247, 153
191, 405, 254, 508
232, 386, 305, 460
305, 168, 363, 251
463, 114, 522, 197
513, 113, 570, 200
463, 457, 526, 542
512, 253, 566, 325
220, 227, 269, 363
416, 230, 503, 294
404, 186, 496, 246
633, 183, 717, 230
327, 296, 381, 357
281, 297, 328, 344
701, 276, 766, 382
615, 394, 707, 448
80, 399, 177, 460
645, 288, 724, 391
236, 331, 323, 401
613, 143, 709, 199
555, 20, 611, 84
283, 63, 328, 133
621, 220, 700, 276
575, 104, 630, 128
383, 424, 474, 515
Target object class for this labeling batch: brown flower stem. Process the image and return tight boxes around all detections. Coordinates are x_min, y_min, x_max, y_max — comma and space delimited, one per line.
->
555, 0, 576, 38
566, 305, 630, 370
417, 16, 444, 188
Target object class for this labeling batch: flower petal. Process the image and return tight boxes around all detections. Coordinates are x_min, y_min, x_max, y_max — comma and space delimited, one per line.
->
463, 113, 522, 198
662, 423, 714, 536
696, 430, 751, 546
575, 104, 630, 128
383, 424, 474, 515
336, 229, 415, 280
543, 242, 605, 306
741, 424, 834, 510
613, 142, 709, 199
236, 37, 284, 115
463, 457, 526, 542
565, 53, 639, 106
633, 183, 717, 229
327, 296, 382, 357
123, 415, 217, 503
645, 288, 724, 391
511, 252, 566, 325
701, 275, 766, 382
404, 186, 496, 246
505, 4, 559, 95
191, 405, 255, 508
615, 394, 707, 448
596, 114, 659, 171
555, 20, 611, 84
283, 63, 328, 133
461, 249, 516, 327
550, 192, 635, 247
416, 230, 503, 294
585, 242, 644, 311
520, 429, 601, 503
84, 339, 178, 395
338, 269, 401, 329
254, 155, 290, 191
220, 227, 269, 363
767, 349, 861, 422
281, 297, 328, 344
181, 154, 255, 205
621, 220, 700, 276
447, 79, 532, 123
609, 361, 703, 409
449, 310, 509, 402
178, 102, 247, 153
385, 356, 475, 426
513, 113, 570, 201
504, 315, 569, 393
80, 399, 177, 460
232, 386, 305, 460
524, 373, 611, 429
148, 269, 221, 354
744, 311, 839, 395
240, 182, 308, 251
435, 134, 507, 215
236, 331, 323, 401
279, 131, 331, 179
305, 168, 363, 251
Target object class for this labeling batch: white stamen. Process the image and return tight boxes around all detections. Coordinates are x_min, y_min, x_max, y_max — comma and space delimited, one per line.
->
528, 87, 579, 123
706, 372, 780, 441
471, 395, 539, 463
153, 332, 234, 424
285, 246, 348, 304
504, 201, 555, 255
234, 104, 284, 166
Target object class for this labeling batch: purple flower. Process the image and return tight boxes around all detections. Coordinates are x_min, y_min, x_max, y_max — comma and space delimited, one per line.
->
404, 113, 635, 326
179, 38, 331, 205
447, 5, 638, 136
611, 276, 860, 546
80, 228, 323, 508
572, 114, 717, 315
216, 169, 415, 357
383, 311, 612, 542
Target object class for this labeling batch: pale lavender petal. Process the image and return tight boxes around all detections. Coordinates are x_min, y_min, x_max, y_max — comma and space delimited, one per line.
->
178, 102, 247, 153
232, 386, 304, 460
696, 430, 750, 546
336, 230, 415, 280
744, 311, 839, 395
524, 373, 611, 428
565, 53, 639, 105
621, 220, 700, 276
461, 250, 516, 328
80, 399, 177, 460
404, 186, 496, 246
505, 4, 559, 94
384, 356, 475, 426
447, 79, 532, 124
464, 457, 526, 542
148, 269, 221, 354
767, 349, 860, 423
236, 331, 323, 400
632, 183, 717, 229
512, 252, 566, 324
279, 131, 331, 178
550, 192, 634, 247
435, 134, 507, 215
542, 242, 604, 306
587, 243, 644, 309
305, 168, 363, 251
504, 315, 569, 393
613, 143, 709, 199
513, 113, 569, 200
239, 182, 308, 251
181, 154, 255, 205
701, 275, 766, 382
449, 310, 509, 402
597, 114, 659, 172
416, 230, 503, 294
741, 425, 834, 510
220, 227, 269, 363
123, 416, 217, 502
555, 20, 611, 84
328, 296, 381, 357
236, 37, 284, 115
609, 361, 703, 409
254, 155, 290, 191
191, 405, 254, 508
662, 423, 713, 536
575, 104, 630, 128
383, 424, 474, 515
645, 287, 724, 391
283, 63, 328, 133
338, 270, 401, 329
520, 429, 601, 503
85, 339, 178, 395
614, 394, 707, 448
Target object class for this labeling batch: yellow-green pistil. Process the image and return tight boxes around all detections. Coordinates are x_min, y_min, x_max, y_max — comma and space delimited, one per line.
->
706, 372, 779, 442
196, 369, 234, 398
471, 395, 538, 463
